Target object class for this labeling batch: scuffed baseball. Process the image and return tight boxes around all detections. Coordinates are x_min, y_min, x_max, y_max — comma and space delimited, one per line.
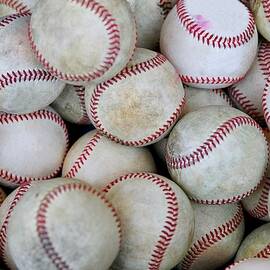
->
178, 203, 245, 270
242, 129, 270, 221
102, 173, 194, 270
126, 0, 177, 49
0, 13, 65, 114
51, 84, 91, 125
62, 129, 157, 189
160, 0, 258, 89
0, 107, 69, 187
29, 0, 137, 84
86, 48, 186, 147
166, 106, 268, 204
0, 178, 121, 270
228, 41, 270, 124
250, 0, 270, 41
235, 223, 270, 261
0, 0, 38, 15
226, 258, 270, 270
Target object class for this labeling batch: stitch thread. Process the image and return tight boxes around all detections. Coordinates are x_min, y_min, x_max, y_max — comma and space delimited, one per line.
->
210, 89, 233, 106
180, 74, 244, 85
90, 53, 185, 146
64, 131, 102, 178
102, 172, 179, 270
73, 85, 90, 124
256, 241, 270, 258
181, 204, 244, 270
158, 0, 174, 17
0, 183, 31, 267
248, 177, 270, 219
28, 0, 121, 83
0, 12, 30, 28
36, 182, 121, 269
262, 80, 270, 125
262, 0, 270, 21
0, 110, 69, 185
176, 0, 256, 49
0, 0, 30, 13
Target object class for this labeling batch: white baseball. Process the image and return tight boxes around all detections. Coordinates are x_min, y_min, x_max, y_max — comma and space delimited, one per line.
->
250, 0, 270, 41
242, 129, 270, 221
226, 259, 270, 270
0, 13, 65, 114
52, 84, 91, 125
160, 0, 258, 89
262, 78, 270, 129
166, 106, 268, 204
102, 173, 194, 270
0, 107, 69, 187
29, 0, 137, 85
86, 48, 186, 147
62, 129, 157, 189
153, 87, 232, 163
0, 178, 121, 270
126, 0, 177, 49
178, 203, 245, 270
228, 41, 270, 124
0, 0, 38, 15
235, 223, 270, 261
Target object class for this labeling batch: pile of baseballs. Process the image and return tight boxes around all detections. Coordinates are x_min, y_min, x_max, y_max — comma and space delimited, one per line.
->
0, 0, 270, 269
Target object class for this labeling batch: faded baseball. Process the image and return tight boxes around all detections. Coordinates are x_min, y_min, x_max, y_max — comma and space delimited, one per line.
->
226, 259, 270, 270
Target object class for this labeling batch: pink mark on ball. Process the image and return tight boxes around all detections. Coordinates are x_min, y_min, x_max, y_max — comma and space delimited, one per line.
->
194, 14, 212, 30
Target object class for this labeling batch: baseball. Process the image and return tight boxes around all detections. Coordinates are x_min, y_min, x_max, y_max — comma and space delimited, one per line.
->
0, 0, 37, 15
126, 0, 177, 49
86, 48, 186, 147
0, 13, 65, 114
166, 105, 268, 204
62, 129, 157, 189
250, 0, 270, 41
178, 203, 245, 270
242, 129, 270, 221
29, 0, 137, 84
160, 0, 258, 89
235, 222, 270, 261
226, 259, 270, 270
52, 84, 91, 125
102, 172, 194, 270
0, 107, 69, 187
0, 178, 121, 270
228, 41, 270, 124
262, 78, 270, 129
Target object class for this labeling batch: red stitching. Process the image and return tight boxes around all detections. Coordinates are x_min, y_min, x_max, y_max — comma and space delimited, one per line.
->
0, 69, 58, 90
228, 86, 265, 123
73, 85, 90, 124
262, 80, 270, 125
64, 131, 102, 178
256, 242, 270, 258
180, 74, 244, 86
262, 0, 270, 21
0, 0, 30, 13
210, 89, 233, 106
166, 116, 266, 204
36, 182, 121, 269
0, 11, 30, 27
90, 53, 185, 146
158, 0, 174, 16
0, 189, 5, 205
248, 177, 270, 219
102, 172, 178, 270
0, 183, 31, 267
28, 0, 121, 83
176, 0, 256, 48
0, 110, 69, 185
181, 204, 244, 270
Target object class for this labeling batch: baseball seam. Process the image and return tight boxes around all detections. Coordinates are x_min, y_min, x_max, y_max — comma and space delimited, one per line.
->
28, 0, 121, 82
181, 204, 244, 270
176, 0, 256, 49
262, 0, 270, 21
158, 0, 174, 17
0, 183, 32, 267
166, 116, 266, 204
90, 53, 185, 146
73, 85, 90, 124
0, 0, 30, 13
64, 131, 102, 178
36, 182, 122, 269
256, 242, 270, 258
0, 189, 5, 205
262, 80, 270, 125
211, 89, 233, 106
0, 110, 69, 185
248, 176, 270, 219
102, 172, 179, 270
